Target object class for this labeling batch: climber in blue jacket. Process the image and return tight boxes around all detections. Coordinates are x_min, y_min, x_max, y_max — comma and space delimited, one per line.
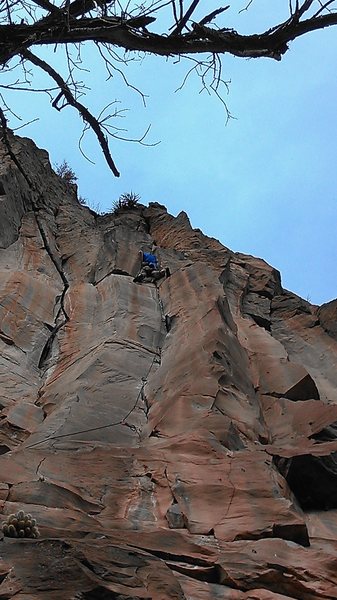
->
133, 250, 170, 283
142, 251, 158, 269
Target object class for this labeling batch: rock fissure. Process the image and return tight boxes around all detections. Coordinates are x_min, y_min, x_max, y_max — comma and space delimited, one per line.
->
133, 546, 220, 583
25, 346, 162, 449
37, 278, 69, 370
0, 124, 70, 379
223, 462, 236, 520
0, 329, 26, 353
34, 212, 70, 363
35, 456, 46, 479
104, 338, 161, 357
140, 386, 149, 417
94, 268, 131, 285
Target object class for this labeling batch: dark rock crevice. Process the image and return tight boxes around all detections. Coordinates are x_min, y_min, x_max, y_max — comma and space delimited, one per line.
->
32, 212, 69, 370
286, 453, 337, 510
274, 444, 337, 511
125, 545, 218, 582
37, 289, 68, 369
82, 587, 141, 599
242, 292, 271, 331
95, 269, 131, 285
232, 525, 309, 548
0, 328, 26, 352
0, 124, 70, 372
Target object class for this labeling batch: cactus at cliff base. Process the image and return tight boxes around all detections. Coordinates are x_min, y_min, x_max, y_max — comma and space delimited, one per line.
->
2, 510, 39, 538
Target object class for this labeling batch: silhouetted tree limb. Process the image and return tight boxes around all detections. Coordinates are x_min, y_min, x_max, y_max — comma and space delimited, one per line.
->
170, 0, 200, 35
32, 0, 59, 15
198, 7, 230, 27
1, 0, 337, 176
22, 48, 120, 176
2, 10, 337, 64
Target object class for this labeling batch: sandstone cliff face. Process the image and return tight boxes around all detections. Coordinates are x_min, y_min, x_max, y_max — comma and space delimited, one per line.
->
0, 131, 337, 599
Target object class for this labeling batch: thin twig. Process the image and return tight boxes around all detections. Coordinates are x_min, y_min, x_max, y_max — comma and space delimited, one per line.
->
199, 6, 229, 26
31, 0, 60, 13
96, 42, 148, 106
239, 0, 255, 13
294, 0, 315, 19
21, 48, 120, 176
12, 117, 39, 130
313, 0, 335, 17
170, 0, 200, 35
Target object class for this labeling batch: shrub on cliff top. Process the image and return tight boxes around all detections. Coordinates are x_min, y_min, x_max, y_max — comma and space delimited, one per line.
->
55, 161, 88, 205
55, 160, 78, 185
112, 192, 140, 215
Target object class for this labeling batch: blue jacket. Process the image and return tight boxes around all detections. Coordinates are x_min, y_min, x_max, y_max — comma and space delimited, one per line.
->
143, 252, 158, 268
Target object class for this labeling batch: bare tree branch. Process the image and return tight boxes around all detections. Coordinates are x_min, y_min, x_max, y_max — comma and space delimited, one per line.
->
170, 0, 200, 35
199, 6, 230, 27
1, 7, 337, 67
239, 0, 255, 14
21, 48, 120, 176
313, 0, 336, 17
1, 0, 337, 175
171, 0, 179, 27
296, 0, 315, 18
66, 0, 115, 19
95, 41, 148, 106
31, 0, 60, 14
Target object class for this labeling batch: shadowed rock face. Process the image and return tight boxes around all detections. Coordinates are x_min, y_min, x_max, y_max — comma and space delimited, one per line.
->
0, 132, 337, 599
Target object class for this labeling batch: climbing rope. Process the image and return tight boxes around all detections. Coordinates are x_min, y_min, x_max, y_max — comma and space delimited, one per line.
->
25, 279, 168, 449
24, 243, 168, 449
25, 349, 161, 449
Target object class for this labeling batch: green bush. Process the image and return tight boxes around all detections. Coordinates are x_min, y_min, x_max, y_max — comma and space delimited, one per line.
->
112, 191, 140, 214
55, 160, 78, 185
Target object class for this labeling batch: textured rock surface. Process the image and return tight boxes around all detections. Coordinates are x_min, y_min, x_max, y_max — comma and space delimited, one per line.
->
0, 130, 337, 598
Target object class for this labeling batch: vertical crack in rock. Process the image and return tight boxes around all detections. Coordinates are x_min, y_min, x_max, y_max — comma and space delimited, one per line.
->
140, 384, 149, 417
222, 461, 236, 521
0, 123, 69, 372
120, 349, 160, 436
122, 282, 166, 437
35, 456, 46, 481
164, 466, 187, 530
35, 231, 69, 370
31, 214, 69, 371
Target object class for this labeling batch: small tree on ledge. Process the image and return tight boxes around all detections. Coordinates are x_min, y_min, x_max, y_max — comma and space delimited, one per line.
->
112, 192, 140, 214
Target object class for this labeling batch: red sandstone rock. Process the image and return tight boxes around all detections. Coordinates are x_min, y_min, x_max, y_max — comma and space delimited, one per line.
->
0, 133, 337, 597
318, 298, 337, 341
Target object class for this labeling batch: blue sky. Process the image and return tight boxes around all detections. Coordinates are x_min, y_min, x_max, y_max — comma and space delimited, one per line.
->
4, 3, 337, 305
